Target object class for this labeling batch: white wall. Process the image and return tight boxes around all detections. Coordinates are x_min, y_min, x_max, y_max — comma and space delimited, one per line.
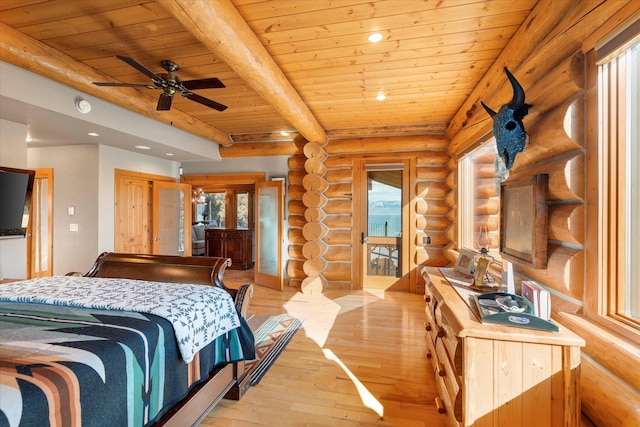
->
28, 145, 100, 275
28, 144, 179, 274
0, 119, 28, 279
97, 144, 179, 253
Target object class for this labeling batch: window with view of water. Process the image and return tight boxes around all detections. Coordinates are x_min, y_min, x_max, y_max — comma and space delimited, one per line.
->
367, 171, 402, 237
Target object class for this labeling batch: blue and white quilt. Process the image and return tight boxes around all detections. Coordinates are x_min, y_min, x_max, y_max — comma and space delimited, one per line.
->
0, 276, 253, 426
0, 276, 241, 363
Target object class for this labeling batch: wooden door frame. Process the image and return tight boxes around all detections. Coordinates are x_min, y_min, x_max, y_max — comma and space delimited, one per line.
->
352, 156, 417, 291
181, 172, 265, 225
114, 169, 176, 254
27, 168, 54, 278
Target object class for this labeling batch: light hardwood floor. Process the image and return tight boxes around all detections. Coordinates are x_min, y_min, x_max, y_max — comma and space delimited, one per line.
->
201, 272, 444, 426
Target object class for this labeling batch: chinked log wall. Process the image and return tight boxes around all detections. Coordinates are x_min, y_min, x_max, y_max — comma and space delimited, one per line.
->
287, 135, 451, 291
446, 1, 639, 425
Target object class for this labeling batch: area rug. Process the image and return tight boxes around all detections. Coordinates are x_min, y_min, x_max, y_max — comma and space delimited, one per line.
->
245, 313, 303, 385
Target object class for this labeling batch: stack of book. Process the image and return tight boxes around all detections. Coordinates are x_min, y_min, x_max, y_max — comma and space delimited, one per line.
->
521, 280, 551, 320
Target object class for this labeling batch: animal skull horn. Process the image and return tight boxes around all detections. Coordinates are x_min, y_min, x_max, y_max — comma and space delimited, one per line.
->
481, 67, 532, 170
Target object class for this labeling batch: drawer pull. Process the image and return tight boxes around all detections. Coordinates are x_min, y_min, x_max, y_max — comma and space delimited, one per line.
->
437, 328, 445, 338
437, 362, 446, 376
434, 396, 446, 414
426, 350, 432, 359
425, 295, 431, 303
426, 323, 432, 332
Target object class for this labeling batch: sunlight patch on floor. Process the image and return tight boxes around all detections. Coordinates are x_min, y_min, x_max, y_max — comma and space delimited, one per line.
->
323, 348, 384, 417
283, 291, 380, 347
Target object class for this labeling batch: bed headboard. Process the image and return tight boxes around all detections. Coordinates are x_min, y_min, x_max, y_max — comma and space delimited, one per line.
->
84, 252, 232, 291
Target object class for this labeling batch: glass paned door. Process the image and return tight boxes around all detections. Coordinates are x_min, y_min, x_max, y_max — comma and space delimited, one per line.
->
254, 180, 283, 290
360, 163, 409, 290
152, 182, 191, 256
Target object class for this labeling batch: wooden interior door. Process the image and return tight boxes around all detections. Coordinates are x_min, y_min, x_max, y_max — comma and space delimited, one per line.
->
152, 181, 191, 256
254, 180, 284, 290
114, 169, 177, 254
355, 160, 410, 291
115, 173, 151, 253
27, 168, 53, 278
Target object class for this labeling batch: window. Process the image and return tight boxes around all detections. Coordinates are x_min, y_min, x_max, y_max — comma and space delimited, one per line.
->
457, 139, 503, 261
236, 191, 249, 229
590, 31, 640, 329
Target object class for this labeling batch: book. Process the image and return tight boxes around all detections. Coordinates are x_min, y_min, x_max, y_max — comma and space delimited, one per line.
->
473, 292, 558, 332
521, 280, 551, 320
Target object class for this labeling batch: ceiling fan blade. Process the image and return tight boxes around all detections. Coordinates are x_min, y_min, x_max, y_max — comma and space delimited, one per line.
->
157, 93, 173, 111
93, 82, 152, 88
182, 92, 227, 111
116, 55, 163, 82
181, 77, 225, 90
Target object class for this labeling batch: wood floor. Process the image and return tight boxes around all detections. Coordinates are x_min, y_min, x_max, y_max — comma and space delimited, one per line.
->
201, 271, 444, 426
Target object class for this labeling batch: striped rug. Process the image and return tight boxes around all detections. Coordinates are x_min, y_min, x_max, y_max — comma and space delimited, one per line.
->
245, 313, 303, 385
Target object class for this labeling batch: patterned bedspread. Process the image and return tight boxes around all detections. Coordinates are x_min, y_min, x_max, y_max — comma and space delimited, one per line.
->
0, 277, 254, 427
0, 276, 241, 363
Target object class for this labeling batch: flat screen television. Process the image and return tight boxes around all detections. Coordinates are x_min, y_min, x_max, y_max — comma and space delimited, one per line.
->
0, 166, 35, 239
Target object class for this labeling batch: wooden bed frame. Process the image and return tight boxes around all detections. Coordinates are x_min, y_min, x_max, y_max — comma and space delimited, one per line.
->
79, 252, 254, 427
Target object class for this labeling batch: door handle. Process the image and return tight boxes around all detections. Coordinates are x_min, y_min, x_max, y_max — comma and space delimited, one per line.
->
361, 232, 367, 244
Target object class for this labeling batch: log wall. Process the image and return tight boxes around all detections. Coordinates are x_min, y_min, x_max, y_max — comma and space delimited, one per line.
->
287, 135, 451, 291
447, 2, 639, 425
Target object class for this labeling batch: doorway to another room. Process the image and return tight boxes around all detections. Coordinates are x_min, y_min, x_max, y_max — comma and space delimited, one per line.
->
355, 160, 410, 291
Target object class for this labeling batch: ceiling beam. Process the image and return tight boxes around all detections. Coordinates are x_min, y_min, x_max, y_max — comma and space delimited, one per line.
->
0, 22, 232, 147
444, 0, 576, 148
159, 0, 328, 145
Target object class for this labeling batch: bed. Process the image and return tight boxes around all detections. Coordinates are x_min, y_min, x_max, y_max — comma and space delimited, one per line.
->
0, 252, 255, 427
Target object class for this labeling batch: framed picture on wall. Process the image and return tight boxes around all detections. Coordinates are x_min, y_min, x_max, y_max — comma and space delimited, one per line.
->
499, 174, 549, 269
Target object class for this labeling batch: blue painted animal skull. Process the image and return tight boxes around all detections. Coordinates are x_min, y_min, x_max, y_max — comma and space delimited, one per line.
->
481, 67, 532, 170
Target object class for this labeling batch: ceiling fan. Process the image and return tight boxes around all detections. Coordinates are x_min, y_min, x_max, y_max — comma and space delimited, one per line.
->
93, 55, 227, 112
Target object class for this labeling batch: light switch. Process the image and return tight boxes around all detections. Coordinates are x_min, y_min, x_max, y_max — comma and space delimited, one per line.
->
70, 224, 78, 232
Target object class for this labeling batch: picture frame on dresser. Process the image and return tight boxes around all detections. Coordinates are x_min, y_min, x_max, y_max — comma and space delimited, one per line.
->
454, 248, 479, 276
499, 174, 549, 269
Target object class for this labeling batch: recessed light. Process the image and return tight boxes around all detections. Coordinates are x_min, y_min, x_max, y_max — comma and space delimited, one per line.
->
134, 145, 150, 150
166, 153, 174, 156
376, 93, 386, 101
368, 32, 383, 43
88, 132, 99, 137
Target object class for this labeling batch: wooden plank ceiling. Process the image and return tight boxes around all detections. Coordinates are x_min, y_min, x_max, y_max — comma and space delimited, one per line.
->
0, 0, 537, 147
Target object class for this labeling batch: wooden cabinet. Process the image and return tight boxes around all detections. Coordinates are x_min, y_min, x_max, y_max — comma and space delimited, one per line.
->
422, 267, 585, 427
205, 228, 253, 270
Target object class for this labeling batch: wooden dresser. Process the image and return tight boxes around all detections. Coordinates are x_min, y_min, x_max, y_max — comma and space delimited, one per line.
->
422, 267, 585, 427
205, 228, 253, 270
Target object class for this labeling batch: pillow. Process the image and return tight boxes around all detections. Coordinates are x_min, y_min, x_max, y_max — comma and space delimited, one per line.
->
192, 223, 206, 241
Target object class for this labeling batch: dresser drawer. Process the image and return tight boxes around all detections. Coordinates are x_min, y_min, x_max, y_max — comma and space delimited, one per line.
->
424, 326, 437, 373
437, 303, 463, 375
434, 364, 461, 427
435, 337, 461, 413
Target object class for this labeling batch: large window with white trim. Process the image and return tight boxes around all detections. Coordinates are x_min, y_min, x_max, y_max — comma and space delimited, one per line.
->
458, 139, 503, 261
590, 28, 639, 330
